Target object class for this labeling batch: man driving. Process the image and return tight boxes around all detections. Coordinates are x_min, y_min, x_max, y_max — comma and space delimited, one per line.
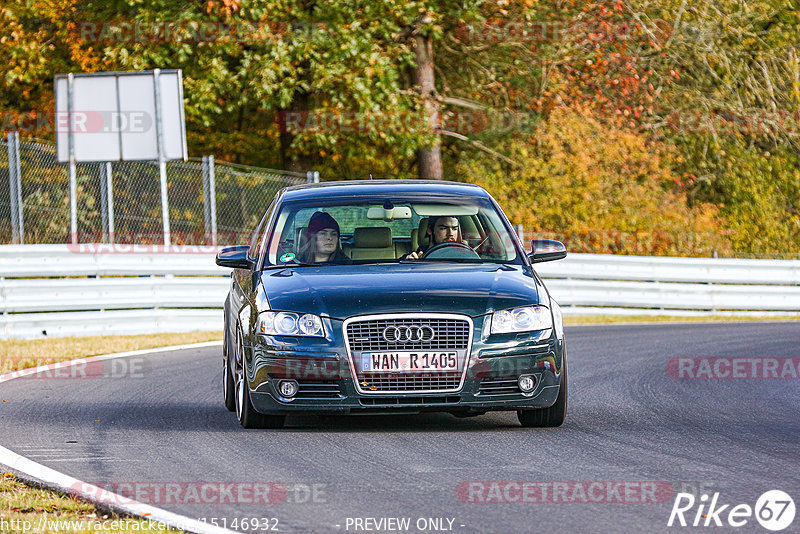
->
405, 216, 464, 260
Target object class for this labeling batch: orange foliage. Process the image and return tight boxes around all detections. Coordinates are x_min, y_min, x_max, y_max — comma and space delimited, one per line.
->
457, 107, 731, 256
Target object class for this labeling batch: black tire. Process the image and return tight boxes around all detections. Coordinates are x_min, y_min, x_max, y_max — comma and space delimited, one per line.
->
223, 355, 236, 412
235, 374, 285, 429
223, 326, 236, 412
517, 357, 567, 428
233, 330, 285, 429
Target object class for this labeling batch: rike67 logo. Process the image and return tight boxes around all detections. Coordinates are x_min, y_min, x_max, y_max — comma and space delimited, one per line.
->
668, 490, 795, 531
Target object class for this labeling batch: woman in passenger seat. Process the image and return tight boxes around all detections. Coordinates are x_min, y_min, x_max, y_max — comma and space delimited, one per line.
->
297, 211, 352, 264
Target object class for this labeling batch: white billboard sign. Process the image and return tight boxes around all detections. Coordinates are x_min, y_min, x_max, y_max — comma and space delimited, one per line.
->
55, 69, 187, 162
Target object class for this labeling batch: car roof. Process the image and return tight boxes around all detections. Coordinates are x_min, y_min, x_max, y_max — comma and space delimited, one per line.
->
279, 179, 491, 201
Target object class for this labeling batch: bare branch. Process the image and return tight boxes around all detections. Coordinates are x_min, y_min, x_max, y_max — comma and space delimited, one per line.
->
440, 130, 522, 167
438, 96, 489, 111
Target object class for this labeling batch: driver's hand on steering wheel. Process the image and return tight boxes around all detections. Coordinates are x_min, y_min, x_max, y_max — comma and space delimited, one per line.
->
405, 239, 469, 261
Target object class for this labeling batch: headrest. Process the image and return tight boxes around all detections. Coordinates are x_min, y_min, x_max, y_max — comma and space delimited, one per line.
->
353, 227, 392, 248
417, 218, 429, 248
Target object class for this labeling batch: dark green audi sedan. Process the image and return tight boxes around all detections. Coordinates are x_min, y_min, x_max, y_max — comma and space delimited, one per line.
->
216, 180, 567, 429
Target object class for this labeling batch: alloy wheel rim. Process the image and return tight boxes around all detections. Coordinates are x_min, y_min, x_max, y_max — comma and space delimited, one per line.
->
234, 329, 244, 420
223, 360, 229, 398
235, 372, 244, 421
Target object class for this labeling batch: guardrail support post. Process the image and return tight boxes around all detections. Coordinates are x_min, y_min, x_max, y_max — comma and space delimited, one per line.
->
7, 132, 24, 244
202, 155, 218, 246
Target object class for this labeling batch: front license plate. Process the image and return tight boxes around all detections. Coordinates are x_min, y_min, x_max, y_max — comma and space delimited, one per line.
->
361, 351, 461, 373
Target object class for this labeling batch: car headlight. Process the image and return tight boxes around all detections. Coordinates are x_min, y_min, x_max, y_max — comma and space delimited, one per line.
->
491, 305, 553, 334
258, 312, 325, 337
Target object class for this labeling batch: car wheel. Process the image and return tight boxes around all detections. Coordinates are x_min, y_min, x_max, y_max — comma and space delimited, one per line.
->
517, 356, 567, 428
233, 331, 286, 429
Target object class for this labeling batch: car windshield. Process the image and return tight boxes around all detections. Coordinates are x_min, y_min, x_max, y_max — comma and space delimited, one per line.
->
261, 195, 522, 267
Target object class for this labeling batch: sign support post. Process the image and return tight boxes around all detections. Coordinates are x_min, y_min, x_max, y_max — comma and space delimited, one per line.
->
152, 68, 171, 246
100, 162, 115, 243
67, 73, 78, 245
202, 155, 217, 246
7, 132, 24, 244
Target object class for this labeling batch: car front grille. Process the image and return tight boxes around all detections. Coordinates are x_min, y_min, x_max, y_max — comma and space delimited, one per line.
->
347, 317, 470, 352
345, 315, 472, 393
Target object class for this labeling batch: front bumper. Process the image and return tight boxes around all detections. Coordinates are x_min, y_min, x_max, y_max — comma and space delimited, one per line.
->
243, 315, 565, 416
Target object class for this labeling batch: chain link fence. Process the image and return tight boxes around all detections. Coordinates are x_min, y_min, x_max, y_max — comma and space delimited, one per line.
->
0, 135, 307, 246
3, 135, 797, 258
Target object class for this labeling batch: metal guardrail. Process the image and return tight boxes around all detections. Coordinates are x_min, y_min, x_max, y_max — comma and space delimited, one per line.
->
1, 245, 799, 339
544, 280, 800, 311
2, 309, 222, 340
0, 244, 226, 277
1, 277, 230, 313
533, 253, 800, 285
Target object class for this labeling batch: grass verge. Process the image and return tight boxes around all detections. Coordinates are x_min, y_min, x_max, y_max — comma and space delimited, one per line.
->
564, 314, 800, 325
0, 473, 184, 533
0, 331, 222, 374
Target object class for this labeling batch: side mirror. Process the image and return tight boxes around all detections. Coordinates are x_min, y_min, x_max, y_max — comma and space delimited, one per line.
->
528, 239, 567, 263
216, 245, 253, 269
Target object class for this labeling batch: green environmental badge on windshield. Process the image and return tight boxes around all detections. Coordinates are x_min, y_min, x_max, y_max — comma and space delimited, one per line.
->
280, 253, 295, 262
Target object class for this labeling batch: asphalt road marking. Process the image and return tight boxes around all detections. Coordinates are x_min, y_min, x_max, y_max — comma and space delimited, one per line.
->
0, 341, 233, 534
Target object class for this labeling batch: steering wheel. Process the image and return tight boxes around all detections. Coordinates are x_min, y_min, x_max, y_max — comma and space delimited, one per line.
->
421, 241, 481, 260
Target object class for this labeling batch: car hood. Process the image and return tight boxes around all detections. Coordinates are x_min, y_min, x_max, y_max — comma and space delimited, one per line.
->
260, 263, 540, 319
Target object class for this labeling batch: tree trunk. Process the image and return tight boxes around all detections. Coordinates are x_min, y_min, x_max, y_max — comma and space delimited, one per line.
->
279, 5, 316, 174
411, 33, 443, 180
278, 89, 313, 173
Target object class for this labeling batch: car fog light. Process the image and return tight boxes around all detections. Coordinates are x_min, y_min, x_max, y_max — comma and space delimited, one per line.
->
278, 380, 299, 398
518, 375, 536, 393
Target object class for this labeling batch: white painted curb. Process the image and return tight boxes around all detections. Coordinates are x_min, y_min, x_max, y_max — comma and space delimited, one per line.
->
0, 341, 235, 534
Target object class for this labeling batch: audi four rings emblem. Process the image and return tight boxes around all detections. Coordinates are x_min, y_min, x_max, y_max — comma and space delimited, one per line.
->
382, 325, 436, 343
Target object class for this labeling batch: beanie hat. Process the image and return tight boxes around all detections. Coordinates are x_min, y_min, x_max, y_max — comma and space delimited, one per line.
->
305, 211, 340, 242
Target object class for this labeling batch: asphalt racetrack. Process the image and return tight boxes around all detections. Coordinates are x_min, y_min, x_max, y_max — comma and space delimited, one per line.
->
1, 322, 798, 533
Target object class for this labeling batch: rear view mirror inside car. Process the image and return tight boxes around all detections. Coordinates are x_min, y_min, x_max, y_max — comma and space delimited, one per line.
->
367, 206, 412, 220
